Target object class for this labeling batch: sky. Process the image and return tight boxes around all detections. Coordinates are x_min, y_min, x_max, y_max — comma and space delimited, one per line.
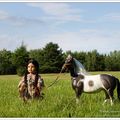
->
0, 2, 120, 54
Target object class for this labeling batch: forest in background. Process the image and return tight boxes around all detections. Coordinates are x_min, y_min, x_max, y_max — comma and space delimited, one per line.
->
0, 42, 120, 75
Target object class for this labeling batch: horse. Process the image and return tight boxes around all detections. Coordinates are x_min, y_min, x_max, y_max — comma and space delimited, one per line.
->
61, 54, 120, 105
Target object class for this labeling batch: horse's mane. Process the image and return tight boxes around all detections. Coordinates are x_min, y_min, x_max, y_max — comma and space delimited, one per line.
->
73, 58, 89, 75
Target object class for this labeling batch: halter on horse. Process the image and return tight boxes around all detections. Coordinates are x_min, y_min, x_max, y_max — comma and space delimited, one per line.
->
62, 54, 120, 105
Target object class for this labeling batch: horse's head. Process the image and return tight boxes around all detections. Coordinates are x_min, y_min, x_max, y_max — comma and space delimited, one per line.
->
61, 54, 87, 77
62, 54, 73, 72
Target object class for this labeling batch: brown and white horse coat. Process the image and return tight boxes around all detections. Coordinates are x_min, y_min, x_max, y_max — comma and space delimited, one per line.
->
62, 54, 120, 105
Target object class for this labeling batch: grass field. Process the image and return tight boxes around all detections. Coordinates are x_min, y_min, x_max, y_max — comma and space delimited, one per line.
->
0, 71, 120, 118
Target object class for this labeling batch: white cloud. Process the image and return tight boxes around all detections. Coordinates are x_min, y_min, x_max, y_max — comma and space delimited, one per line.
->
0, 35, 22, 51
103, 12, 120, 21
39, 29, 120, 53
0, 10, 9, 20
0, 29, 120, 54
28, 3, 74, 15
8, 16, 44, 26
27, 3, 82, 22
0, 10, 44, 26
0, 3, 120, 54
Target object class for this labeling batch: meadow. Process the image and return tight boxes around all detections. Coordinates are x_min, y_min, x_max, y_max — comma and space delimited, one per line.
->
0, 71, 120, 118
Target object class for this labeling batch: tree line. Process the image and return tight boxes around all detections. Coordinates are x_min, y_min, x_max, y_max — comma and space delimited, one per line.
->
0, 42, 120, 75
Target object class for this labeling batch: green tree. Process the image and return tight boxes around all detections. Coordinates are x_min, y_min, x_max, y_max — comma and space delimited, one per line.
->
41, 42, 64, 73
85, 50, 101, 71
105, 50, 120, 71
0, 49, 16, 75
12, 43, 29, 76
96, 54, 105, 71
73, 51, 86, 67
29, 49, 44, 72
104, 55, 112, 71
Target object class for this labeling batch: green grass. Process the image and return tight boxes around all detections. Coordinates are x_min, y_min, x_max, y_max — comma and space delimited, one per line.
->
0, 72, 120, 117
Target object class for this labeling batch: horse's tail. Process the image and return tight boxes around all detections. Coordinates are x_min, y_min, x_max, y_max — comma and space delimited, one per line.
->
116, 78, 120, 100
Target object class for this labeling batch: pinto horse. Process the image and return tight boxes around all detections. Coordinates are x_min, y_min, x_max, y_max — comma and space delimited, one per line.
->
62, 54, 120, 105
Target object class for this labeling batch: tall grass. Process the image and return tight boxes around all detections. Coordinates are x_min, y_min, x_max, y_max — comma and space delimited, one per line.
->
0, 72, 120, 117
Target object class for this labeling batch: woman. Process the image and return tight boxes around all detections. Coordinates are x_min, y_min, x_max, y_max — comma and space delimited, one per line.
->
18, 58, 45, 100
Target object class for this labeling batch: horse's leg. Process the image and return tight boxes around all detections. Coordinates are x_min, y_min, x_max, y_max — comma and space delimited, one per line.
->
103, 88, 113, 106
108, 88, 115, 105
101, 78, 113, 105
103, 89, 110, 105
75, 81, 83, 104
75, 88, 82, 104
101, 74, 118, 105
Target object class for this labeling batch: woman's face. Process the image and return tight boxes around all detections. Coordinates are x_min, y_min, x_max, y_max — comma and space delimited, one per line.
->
27, 63, 36, 74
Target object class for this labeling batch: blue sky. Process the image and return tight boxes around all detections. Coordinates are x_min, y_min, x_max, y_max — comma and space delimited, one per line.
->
0, 2, 120, 54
